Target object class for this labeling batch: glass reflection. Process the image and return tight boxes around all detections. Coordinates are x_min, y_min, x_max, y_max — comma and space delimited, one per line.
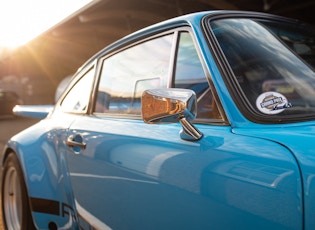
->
211, 18, 315, 119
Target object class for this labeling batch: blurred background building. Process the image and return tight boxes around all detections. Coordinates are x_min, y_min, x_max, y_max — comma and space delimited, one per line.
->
0, 0, 314, 104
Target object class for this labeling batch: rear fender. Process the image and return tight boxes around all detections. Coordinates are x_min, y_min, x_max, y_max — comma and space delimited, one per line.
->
4, 133, 78, 229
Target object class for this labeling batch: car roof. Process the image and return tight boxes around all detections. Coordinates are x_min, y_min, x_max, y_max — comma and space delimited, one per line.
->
75, 11, 209, 72
75, 10, 295, 74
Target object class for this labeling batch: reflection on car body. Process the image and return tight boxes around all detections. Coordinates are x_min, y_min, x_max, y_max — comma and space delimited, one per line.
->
1, 11, 315, 230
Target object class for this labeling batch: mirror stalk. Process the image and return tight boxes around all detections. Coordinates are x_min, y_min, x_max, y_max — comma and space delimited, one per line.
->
179, 117, 203, 141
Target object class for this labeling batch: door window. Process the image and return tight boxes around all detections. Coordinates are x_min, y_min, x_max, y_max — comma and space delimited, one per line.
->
174, 32, 222, 120
94, 34, 174, 115
60, 67, 95, 113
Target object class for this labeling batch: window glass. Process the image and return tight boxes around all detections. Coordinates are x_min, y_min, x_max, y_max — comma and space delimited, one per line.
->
95, 34, 173, 115
61, 67, 95, 113
211, 19, 315, 120
174, 32, 221, 120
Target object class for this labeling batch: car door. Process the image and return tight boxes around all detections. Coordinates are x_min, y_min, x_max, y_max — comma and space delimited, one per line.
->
65, 29, 302, 230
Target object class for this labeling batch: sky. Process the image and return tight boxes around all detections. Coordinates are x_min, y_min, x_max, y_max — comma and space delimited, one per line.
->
0, 0, 92, 48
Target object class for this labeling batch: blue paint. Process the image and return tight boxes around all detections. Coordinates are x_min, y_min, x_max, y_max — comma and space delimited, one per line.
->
3, 10, 315, 230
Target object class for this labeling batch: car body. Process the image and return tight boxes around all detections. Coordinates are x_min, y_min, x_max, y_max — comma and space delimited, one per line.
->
0, 90, 22, 117
2, 10, 315, 230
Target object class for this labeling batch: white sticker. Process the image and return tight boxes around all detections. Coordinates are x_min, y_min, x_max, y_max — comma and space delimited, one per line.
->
256, 91, 292, 114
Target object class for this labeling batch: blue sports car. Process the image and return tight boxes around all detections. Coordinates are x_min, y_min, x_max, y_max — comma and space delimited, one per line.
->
2, 10, 315, 230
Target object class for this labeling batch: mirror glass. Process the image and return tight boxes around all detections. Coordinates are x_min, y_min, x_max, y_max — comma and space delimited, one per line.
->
142, 88, 196, 123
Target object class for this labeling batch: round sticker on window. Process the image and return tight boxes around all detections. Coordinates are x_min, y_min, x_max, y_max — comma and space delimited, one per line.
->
256, 92, 292, 114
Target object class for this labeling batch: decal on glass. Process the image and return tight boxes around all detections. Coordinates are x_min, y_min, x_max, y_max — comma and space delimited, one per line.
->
256, 91, 292, 114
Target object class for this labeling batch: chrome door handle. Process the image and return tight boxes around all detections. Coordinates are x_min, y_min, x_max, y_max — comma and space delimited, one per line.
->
66, 135, 86, 149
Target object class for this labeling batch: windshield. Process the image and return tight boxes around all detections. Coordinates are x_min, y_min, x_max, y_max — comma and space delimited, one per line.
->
210, 17, 315, 122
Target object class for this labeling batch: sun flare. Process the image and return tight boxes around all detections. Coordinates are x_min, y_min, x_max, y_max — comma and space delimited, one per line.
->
0, 1, 38, 48
0, 0, 92, 48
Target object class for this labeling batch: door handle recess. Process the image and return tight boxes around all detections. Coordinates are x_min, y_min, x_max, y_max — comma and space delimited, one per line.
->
66, 135, 86, 149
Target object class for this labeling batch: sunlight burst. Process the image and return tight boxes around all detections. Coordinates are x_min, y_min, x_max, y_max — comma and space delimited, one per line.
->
0, 0, 92, 48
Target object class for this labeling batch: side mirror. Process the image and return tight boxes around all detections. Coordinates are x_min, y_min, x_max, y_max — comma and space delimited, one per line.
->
142, 88, 202, 141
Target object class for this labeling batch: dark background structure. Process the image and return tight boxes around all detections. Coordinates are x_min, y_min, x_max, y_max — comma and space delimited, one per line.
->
0, 0, 314, 104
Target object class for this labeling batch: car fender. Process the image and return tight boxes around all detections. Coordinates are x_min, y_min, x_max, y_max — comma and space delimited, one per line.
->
3, 120, 78, 229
